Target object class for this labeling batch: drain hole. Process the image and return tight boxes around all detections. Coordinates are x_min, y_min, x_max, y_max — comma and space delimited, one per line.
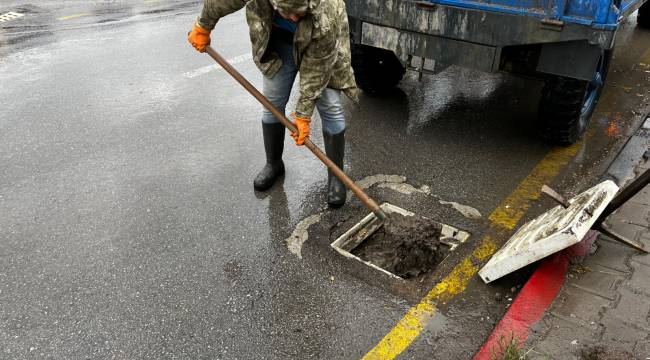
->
332, 203, 470, 281
351, 213, 450, 279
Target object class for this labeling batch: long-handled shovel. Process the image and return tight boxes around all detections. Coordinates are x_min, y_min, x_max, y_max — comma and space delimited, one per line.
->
204, 46, 387, 221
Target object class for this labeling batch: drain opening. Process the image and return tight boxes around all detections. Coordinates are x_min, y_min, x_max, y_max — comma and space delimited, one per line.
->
0, 12, 24, 22
331, 203, 470, 280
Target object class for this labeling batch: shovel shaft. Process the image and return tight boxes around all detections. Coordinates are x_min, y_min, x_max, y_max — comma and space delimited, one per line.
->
205, 46, 386, 221
597, 167, 650, 225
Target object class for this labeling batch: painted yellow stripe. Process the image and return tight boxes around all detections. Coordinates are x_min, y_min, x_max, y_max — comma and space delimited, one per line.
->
57, 13, 91, 21
361, 142, 582, 360
488, 145, 581, 230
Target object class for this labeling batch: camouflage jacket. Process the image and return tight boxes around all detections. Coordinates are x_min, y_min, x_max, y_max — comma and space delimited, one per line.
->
197, 0, 358, 117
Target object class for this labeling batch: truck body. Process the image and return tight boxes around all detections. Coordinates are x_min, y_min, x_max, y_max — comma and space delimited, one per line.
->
346, 0, 650, 143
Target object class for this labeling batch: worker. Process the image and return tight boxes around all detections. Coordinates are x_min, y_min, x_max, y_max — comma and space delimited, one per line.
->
187, 0, 358, 207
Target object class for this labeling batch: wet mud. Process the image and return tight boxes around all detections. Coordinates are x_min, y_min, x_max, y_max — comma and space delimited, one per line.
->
580, 345, 634, 360
351, 213, 449, 279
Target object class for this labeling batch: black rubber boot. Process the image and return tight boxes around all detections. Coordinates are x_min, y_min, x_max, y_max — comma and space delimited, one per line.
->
323, 130, 346, 207
254, 123, 285, 190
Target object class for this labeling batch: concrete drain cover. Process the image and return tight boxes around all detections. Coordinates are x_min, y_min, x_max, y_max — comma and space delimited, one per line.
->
479, 180, 619, 283
331, 203, 470, 280
0, 12, 24, 22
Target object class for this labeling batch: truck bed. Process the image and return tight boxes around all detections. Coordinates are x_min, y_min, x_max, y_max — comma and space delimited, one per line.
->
418, 0, 646, 28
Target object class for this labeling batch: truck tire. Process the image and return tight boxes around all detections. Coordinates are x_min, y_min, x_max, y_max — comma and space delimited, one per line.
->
537, 50, 612, 145
351, 44, 405, 95
638, 1, 650, 28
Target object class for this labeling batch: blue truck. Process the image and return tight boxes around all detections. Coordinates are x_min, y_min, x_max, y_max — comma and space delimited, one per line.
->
346, 0, 650, 143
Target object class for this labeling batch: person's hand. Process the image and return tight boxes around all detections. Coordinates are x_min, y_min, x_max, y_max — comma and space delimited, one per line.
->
290, 112, 311, 146
187, 21, 211, 52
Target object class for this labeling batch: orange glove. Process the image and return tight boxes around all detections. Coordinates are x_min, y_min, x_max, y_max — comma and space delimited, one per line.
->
290, 112, 311, 146
187, 21, 211, 53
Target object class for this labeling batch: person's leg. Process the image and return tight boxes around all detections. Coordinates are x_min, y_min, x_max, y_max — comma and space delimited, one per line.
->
254, 37, 298, 190
259, 38, 297, 125
316, 88, 347, 206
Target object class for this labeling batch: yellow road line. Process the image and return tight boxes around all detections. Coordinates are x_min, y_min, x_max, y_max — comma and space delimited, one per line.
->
488, 146, 582, 230
361, 141, 582, 360
57, 13, 92, 21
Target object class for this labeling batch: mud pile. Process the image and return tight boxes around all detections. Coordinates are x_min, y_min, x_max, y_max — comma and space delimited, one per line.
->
352, 213, 449, 279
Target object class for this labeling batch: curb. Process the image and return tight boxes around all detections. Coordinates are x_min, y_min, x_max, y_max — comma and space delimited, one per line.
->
603, 116, 650, 186
472, 231, 596, 360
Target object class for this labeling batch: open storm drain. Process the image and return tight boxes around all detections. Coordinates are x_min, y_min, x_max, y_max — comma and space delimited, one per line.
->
331, 203, 470, 280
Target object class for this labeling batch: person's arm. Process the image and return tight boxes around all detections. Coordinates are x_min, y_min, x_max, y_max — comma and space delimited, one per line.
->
197, 0, 249, 30
189, 0, 248, 52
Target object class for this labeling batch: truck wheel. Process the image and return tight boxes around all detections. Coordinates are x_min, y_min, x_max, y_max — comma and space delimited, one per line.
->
638, 1, 650, 28
351, 44, 405, 95
537, 50, 612, 145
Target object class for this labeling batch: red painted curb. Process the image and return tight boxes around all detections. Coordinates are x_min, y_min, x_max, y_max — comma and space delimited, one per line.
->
472, 231, 596, 360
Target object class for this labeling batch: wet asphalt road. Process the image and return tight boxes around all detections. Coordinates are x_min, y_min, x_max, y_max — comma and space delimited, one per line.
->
1, 1, 649, 359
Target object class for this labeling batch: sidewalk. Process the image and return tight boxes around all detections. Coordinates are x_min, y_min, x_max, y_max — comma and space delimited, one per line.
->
526, 156, 650, 359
